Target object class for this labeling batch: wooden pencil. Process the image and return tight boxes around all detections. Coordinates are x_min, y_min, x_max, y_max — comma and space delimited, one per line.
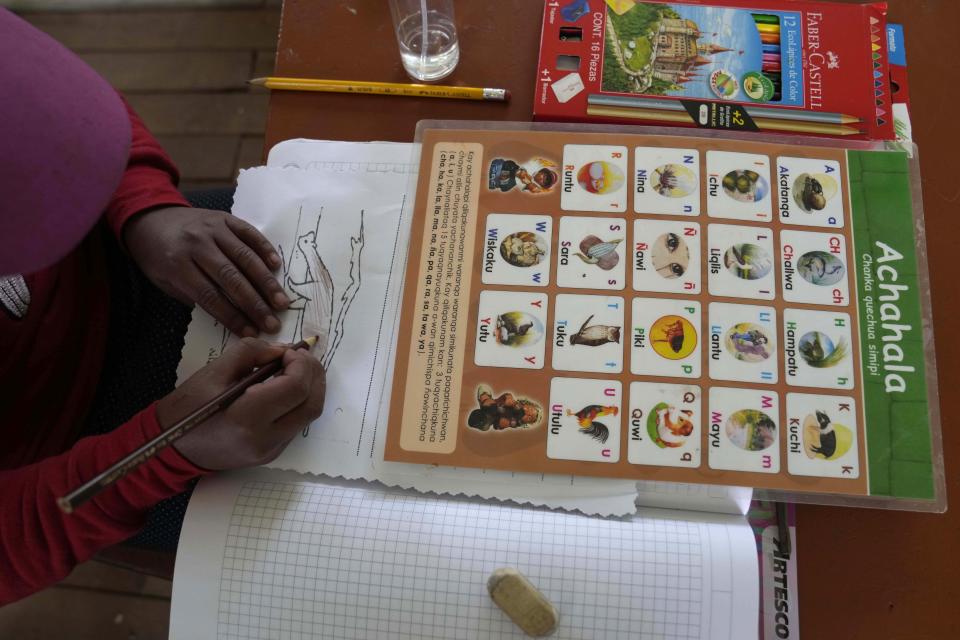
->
585, 105, 863, 136
249, 77, 510, 101
57, 336, 318, 514
587, 94, 862, 124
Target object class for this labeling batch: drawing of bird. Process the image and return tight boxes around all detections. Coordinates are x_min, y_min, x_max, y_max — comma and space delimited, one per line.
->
567, 405, 618, 444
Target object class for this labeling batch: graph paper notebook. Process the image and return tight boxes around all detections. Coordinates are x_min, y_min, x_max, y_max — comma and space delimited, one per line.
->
170, 469, 759, 640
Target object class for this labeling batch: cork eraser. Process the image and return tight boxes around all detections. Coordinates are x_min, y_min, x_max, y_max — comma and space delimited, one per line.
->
487, 568, 559, 637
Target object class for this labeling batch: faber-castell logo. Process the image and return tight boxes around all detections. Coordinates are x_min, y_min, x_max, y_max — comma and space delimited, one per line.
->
805, 12, 825, 108
827, 51, 840, 69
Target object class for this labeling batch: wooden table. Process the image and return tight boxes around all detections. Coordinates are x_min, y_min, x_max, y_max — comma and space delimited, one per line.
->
265, 2, 960, 637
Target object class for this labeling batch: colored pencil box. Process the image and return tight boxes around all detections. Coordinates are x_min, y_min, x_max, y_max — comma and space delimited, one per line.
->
534, 0, 894, 140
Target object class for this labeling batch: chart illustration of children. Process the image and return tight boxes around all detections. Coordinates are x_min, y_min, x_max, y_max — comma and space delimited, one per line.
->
488, 157, 559, 194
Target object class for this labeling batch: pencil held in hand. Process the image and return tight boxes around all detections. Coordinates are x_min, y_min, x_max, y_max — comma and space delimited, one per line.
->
57, 336, 320, 515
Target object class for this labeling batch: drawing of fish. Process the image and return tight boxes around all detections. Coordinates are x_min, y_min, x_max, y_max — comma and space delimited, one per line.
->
568, 314, 621, 347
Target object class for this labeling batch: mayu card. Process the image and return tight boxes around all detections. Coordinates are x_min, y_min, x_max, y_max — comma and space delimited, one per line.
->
776, 156, 844, 228
707, 224, 776, 300
481, 213, 553, 287
630, 297, 701, 378
786, 393, 859, 479
708, 387, 780, 474
547, 377, 622, 463
556, 216, 627, 290
627, 382, 701, 468
783, 309, 855, 389
474, 291, 548, 369
780, 230, 850, 306
552, 294, 624, 373
632, 219, 701, 294
561, 144, 628, 212
706, 151, 772, 222
633, 147, 700, 216
708, 302, 778, 384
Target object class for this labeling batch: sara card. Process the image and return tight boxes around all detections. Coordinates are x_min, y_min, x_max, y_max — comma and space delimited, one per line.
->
561, 144, 629, 212
783, 308, 855, 390
779, 230, 850, 306
706, 151, 773, 222
786, 393, 860, 479
552, 294, 624, 373
776, 156, 845, 228
632, 219, 701, 294
630, 297, 702, 379
627, 381, 701, 468
547, 377, 622, 463
481, 213, 553, 287
708, 387, 780, 474
708, 302, 778, 384
707, 223, 776, 300
474, 291, 548, 369
633, 147, 700, 216
556, 216, 627, 290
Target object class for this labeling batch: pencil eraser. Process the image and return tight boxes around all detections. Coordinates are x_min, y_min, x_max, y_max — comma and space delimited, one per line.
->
487, 567, 558, 637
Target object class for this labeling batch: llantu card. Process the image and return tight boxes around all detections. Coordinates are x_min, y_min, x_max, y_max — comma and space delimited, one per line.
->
786, 393, 860, 479
547, 377, 622, 463
707, 223, 776, 300
776, 156, 845, 228
708, 387, 780, 474
783, 308, 855, 390
706, 151, 773, 222
481, 213, 553, 287
556, 216, 627, 290
780, 230, 850, 306
560, 144, 628, 212
630, 297, 701, 379
633, 147, 700, 216
627, 381, 701, 468
632, 219, 701, 294
552, 294, 624, 373
474, 291, 548, 370
708, 302, 779, 384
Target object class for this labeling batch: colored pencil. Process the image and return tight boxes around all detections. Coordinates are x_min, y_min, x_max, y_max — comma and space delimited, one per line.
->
760, 32, 780, 44
762, 44, 781, 55
249, 77, 510, 101
585, 105, 863, 135
763, 63, 782, 73
57, 337, 319, 514
756, 23, 780, 34
587, 94, 861, 124
752, 14, 780, 25
763, 53, 781, 64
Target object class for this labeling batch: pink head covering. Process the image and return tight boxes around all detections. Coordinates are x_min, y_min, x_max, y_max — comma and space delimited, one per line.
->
0, 9, 131, 276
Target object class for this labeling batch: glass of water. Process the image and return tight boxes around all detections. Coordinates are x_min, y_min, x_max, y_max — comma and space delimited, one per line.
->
388, 0, 459, 82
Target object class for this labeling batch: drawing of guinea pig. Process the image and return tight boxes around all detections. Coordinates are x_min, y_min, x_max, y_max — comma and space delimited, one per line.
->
810, 410, 837, 459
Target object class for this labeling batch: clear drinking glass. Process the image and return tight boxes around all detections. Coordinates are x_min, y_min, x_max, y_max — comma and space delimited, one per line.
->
388, 0, 460, 82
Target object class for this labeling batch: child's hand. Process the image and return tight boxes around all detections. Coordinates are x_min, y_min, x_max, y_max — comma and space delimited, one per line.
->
163, 338, 326, 470
123, 207, 291, 337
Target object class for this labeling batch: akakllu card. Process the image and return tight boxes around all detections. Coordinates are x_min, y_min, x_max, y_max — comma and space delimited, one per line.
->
776, 156, 844, 228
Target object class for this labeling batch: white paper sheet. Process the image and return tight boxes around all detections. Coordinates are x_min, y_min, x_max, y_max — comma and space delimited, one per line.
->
171, 469, 759, 640
176, 141, 639, 516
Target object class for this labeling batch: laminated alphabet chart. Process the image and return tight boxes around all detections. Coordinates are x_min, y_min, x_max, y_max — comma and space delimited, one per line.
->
384, 122, 943, 509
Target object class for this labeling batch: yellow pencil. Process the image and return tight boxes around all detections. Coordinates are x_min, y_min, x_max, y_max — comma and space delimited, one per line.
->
249, 76, 510, 101
586, 105, 863, 136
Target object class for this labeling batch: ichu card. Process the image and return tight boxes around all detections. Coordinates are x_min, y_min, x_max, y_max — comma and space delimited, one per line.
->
384, 123, 942, 509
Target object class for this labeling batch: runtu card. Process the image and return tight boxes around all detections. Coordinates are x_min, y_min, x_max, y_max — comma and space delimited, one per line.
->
561, 144, 628, 212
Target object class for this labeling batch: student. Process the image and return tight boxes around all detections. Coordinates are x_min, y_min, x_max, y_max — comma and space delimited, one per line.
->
0, 10, 327, 603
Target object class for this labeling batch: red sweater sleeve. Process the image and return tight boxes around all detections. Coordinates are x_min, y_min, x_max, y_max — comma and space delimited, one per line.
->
103, 99, 190, 238
0, 403, 207, 604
